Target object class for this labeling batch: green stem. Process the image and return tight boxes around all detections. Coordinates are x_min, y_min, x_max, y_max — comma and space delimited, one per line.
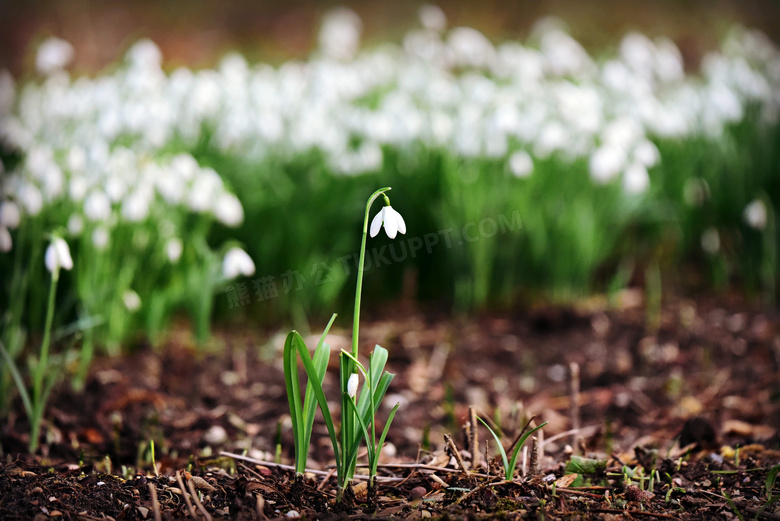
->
352, 187, 391, 359
31, 268, 58, 452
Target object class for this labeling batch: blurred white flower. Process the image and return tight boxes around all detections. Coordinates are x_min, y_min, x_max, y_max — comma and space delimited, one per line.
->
508, 150, 533, 178
632, 139, 660, 168
0, 226, 11, 252
122, 290, 142, 312
743, 199, 767, 230
622, 162, 650, 195
222, 247, 255, 279
166, 238, 183, 263
589, 144, 627, 184
92, 227, 109, 250
213, 192, 244, 227
17, 182, 43, 216
126, 39, 163, 70
122, 190, 151, 222
347, 372, 359, 399
448, 27, 495, 69
370, 205, 406, 239
84, 191, 112, 221
0, 200, 20, 229
701, 227, 720, 254
45, 236, 73, 273
318, 7, 363, 61
67, 214, 84, 235
419, 4, 447, 32
36, 37, 74, 75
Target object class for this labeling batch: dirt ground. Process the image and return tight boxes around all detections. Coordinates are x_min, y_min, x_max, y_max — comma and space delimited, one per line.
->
1, 291, 779, 519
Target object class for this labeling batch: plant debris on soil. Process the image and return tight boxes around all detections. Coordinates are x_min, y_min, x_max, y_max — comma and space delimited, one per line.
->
2, 292, 779, 520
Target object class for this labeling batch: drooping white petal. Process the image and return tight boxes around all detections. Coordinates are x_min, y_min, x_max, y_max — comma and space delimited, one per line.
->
45, 237, 73, 273
222, 247, 255, 279
391, 206, 406, 235
370, 207, 385, 237
384, 208, 399, 238
0, 226, 11, 252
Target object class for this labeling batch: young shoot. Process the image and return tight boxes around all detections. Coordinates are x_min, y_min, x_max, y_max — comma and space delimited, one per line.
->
479, 416, 548, 481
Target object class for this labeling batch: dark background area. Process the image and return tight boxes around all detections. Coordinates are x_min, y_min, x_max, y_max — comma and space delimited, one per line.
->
2, 0, 780, 76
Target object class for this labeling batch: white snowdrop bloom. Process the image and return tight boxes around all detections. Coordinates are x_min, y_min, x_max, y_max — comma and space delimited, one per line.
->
84, 191, 112, 221
166, 238, 183, 264
419, 4, 447, 32
45, 236, 73, 273
370, 205, 406, 239
538, 24, 593, 77
122, 290, 142, 312
67, 146, 87, 173
36, 37, 74, 75
620, 32, 655, 76
222, 247, 255, 279
0, 200, 20, 229
92, 227, 109, 250
41, 162, 64, 200
0, 226, 11, 253
633, 139, 660, 168
555, 82, 603, 134
589, 144, 627, 184
68, 175, 89, 202
448, 27, 496, 69
121, 190, 151, 222
508, 150, 534, 178
602, 59, 634, 93
17, 182, 43, 216
105, 176, 127, 203
654, 37, 684, 83
603, 117, 643, 151
533, 121, 568, 158
126, 39, 163, 70
0, 69, 15, 115
701, 228, 720, 254
622, 162, 650, 195
213, 192, 244, 227
347, 372, 359, 399
743, 199, 767, 230
67, 214, 84, 236
318, 7, 363, 61
189, 168, 223, 212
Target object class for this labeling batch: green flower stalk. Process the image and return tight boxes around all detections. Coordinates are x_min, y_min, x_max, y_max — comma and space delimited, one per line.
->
283, 187, 404, 496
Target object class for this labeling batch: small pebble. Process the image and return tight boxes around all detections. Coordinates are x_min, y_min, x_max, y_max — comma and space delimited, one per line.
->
410, 486, 427, 500
204, 425, 228, 446
421, 510, 431, 518
286, 510, 300, 518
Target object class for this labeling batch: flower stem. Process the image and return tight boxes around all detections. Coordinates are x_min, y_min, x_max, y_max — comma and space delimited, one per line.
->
352, 187, 391, 359
31, 268, 58, 452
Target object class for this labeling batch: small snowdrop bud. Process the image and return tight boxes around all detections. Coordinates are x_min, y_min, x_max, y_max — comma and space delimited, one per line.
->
45, 236, 73, 274
123, 290, 141, 311
166, 238, 183, 263
347, 373, 359, 399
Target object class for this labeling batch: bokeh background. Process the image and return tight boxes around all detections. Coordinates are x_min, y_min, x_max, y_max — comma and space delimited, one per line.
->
1, 1, 779, 409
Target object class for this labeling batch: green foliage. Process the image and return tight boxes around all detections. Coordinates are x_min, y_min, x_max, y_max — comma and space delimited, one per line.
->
479, 417, 547, 480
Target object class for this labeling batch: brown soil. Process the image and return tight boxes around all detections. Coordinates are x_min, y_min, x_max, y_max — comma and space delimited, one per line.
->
2, 293, 779, 519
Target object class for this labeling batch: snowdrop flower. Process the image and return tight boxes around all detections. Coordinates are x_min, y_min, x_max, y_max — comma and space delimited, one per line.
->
589, 144, 627, 184
36, 37, 74, 75
84, 191, 112, 221
17, 182, 43, 216
622, 162, 650, 195
0, 226, 11, 253
222, 247, 255, 279
318, 7, 362, 61
743, 199, 767, 230
419, 4, 447, 33
347, 372, 359, 399
45, 236, 73, 273
92, 227, 109, 250
67, 214, 84, 235
508, 150, 534, 178
370, 202, 406, 239
213, 192, 244, 227
0, 200, 20, 229
122, 290, 142, 312
701, 228, 720, 254
166, 238, 183, 263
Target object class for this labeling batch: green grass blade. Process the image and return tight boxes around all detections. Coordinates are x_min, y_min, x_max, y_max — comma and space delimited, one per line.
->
346, 394, 374, 462
507, 421, 548, 480
283, 331, 305, 473
302, 340, 331, 455
0, 341, 33, 418
372, 402, 400, 477
478, 417, 510, 479
294, 331, 341, 478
